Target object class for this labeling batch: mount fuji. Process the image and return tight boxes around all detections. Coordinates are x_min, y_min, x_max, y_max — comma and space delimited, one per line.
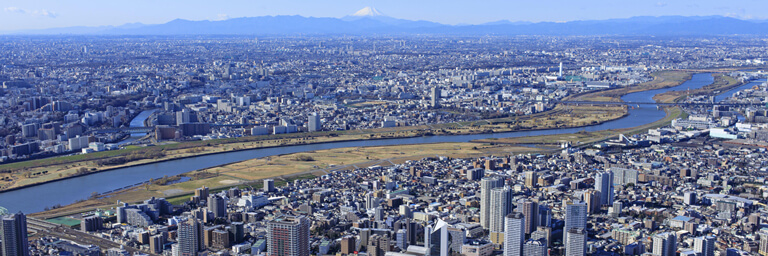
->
341, 6, 442, 28
351, 6, 385, 17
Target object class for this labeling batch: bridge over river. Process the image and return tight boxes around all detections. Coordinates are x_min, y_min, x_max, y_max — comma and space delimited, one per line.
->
558, 101, 765, 107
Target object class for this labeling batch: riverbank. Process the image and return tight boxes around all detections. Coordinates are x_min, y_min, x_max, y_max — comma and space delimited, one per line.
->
569, 70, 694, 102
473, 106, 686, 147
27, 103, 685, 219
472, 72, 715, 149
653, 73, 742, 103
0, 100, 627, 192
1, 71, 726, 215
0, 70, 717, 192
29, 142, 543, 219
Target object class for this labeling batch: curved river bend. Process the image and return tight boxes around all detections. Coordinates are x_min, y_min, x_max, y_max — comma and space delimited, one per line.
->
0, 73, 719, 213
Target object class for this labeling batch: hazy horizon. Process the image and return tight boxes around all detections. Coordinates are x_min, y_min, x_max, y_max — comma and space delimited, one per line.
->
2, 0, 767, 31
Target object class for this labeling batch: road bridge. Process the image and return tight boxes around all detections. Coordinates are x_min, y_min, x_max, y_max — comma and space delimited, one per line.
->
559, 101, 765, 107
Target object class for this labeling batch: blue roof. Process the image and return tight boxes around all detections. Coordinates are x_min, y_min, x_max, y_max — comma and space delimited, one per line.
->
672, 216, 693, 222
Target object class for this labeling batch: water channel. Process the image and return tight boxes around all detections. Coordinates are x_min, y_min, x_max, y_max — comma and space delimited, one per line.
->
115, 109, 157, 145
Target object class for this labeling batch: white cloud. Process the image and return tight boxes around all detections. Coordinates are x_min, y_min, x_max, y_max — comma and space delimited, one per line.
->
4, 7, 26, 14
35, 9, 57, 18
4, 7, 57, 18
655, 2, 668, 7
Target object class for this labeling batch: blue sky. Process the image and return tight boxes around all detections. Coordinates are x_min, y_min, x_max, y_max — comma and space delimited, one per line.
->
1, 0, 765, 30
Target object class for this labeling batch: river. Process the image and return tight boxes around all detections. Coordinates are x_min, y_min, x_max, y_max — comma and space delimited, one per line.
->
715, 78, 766, 102
116, 109, 157, 145
0, 73, 719, 213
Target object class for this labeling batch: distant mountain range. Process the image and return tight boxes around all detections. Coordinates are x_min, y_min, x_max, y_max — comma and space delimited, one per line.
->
6, 7, 768, 36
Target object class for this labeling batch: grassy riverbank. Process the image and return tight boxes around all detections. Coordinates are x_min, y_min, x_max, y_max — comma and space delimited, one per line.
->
473, 106, 687, 148
570, 70, 693, 102
0, 102, 627, 191
29, 142, 542, 219
653, 73, 742, 103
5, 69, 721, 207
26, 69, 716, 218
472, 72, 731, 149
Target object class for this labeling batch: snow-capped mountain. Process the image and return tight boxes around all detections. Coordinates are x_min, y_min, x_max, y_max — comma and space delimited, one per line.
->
351, 7, 384, 17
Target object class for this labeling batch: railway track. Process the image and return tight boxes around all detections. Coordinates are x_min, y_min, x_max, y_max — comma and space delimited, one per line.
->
27, 217, 155, 255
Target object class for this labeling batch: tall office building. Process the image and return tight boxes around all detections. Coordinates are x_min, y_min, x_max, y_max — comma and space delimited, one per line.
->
150, 234, 164, 254
341, 236, 356, 255
1, 212, 29, 256
360, 229, 372, 252
21, 123, 37, 138
564, 200, 587, 252
480, 177, 504, 229
595, 170, 614, 206
406, 219, 421, 247
504, 213, 525, 256
524, 171, 538, 188
652, 232, 677, 256
610, 167, 638, 185
267, 215, 310, 256
230, 222, 245, 244
537, 205, 552, 228
759, 233, 768, 256
176, 108, 198, 125
447, 227, 466, 254
367, 234, 390, 256
264, 179, 275, 192
427, 219, 451, 256
694, 236, 715, 256
523, 238, 548, 256
207, 195, 227, 219
684, 191, 697, 205
519, 200, 538, 235
80, 215, 103, 232
374, 207, 385, 222
584, 190, 601, 214
211, 229, 230, 249
396, 229, 407, 251
610, 201, 623, 217
490, 187, 514, 244
194, 186, 209, 200
430, 86, 440, 108
565, 228, 587, 256
308, 114, 321, 132
177, 218, 204, 256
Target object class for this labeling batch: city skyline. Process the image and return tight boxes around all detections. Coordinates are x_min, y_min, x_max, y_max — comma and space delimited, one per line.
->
2, 0, 768, 31
0, 0, 767, 253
